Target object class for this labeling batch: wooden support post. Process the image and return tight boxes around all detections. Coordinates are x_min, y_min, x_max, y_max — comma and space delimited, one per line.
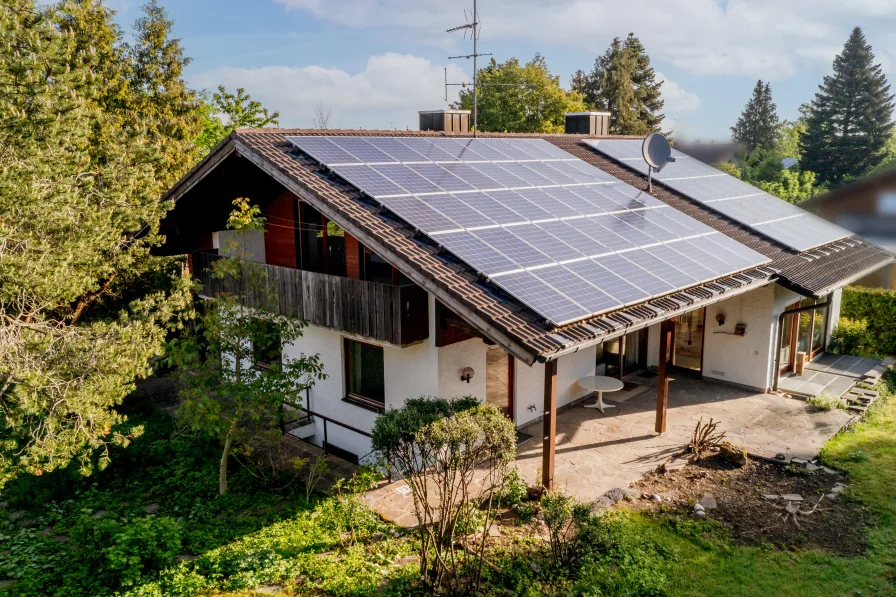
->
542, 359, 558, 490
656, 319, 674, 433
618, 333, 627, 380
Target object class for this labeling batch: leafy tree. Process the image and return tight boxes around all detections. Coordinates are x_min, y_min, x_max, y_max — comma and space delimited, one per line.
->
453, 54, 587, 133
801, 27, 895, 187
776, 104, 811, 160
171, 200, 325, 495
197, 86, 280, 155
756, 169, 818, 204
0, 0, 192, 487
572, 33, 664, 134
123, 0, 203, 191
731, 80, 779, 152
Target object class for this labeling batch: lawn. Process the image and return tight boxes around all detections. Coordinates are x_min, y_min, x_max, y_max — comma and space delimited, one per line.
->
2, 369, 894, 596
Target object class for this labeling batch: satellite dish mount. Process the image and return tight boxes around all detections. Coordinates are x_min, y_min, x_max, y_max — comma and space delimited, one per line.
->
641, 133, 676, 193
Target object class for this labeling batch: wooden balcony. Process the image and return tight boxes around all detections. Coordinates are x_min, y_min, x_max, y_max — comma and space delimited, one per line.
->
192, 252, 429, 346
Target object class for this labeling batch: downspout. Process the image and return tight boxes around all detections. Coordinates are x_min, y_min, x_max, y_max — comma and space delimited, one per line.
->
772, 302, 830, 392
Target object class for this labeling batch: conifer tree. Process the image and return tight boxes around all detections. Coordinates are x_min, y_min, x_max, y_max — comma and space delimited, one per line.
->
124, 0, 203, 191
801, 27, 895, 186
0, 0, 192, 488
575, 34, 664, 134
731, 80, 779, 152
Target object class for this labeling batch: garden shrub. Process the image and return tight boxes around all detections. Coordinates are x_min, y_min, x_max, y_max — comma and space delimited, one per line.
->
828, 317, 870, 356
840, 286, 896, 356
807, 391, 848, 411
539, 489, 591, 565
372, 397, 516, 594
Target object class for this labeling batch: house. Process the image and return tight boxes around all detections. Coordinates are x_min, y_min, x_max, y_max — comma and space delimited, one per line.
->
804, 169, 896, 290
157, 110, 894, 489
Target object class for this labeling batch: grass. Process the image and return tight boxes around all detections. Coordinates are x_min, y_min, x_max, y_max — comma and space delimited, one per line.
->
4, 368, 896, 596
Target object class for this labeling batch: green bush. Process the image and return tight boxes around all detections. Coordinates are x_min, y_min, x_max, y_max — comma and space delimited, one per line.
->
841, 286, 896, 356
807, 391, 848, 411
828, 317, 869, 356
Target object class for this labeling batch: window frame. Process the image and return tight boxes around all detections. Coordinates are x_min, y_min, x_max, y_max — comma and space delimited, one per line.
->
343, 338, 386, 411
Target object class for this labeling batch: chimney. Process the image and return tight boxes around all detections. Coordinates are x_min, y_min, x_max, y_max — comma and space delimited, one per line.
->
565, 111, 611, 135
419, 109, 471, 133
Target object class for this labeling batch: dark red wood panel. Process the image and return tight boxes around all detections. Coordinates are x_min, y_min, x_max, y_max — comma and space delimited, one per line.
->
263, 192, 297, 268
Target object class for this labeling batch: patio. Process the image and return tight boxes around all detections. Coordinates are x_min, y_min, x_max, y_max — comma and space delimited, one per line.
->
365, 375, 853, 523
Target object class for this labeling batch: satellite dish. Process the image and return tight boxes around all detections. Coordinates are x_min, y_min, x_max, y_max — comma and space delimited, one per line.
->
641, 133, 676, 192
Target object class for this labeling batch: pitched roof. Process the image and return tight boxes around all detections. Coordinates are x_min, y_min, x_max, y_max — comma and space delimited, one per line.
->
163, 128, 893, 364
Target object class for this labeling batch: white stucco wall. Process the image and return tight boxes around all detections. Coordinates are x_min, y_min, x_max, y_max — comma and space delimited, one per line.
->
701, 283, 805, 391
513, 345, 597, 427
437, 337, 487, 400
646, 323, 661, 368
827, 288, 843, 338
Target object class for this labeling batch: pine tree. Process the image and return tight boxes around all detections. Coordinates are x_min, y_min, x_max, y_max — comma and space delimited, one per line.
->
124, 0, 203, 191
623, 34, 664, 133
575, 34, 664, 134
801, 27, 895, 187
0, 0, 192, 488
731, 80, 779, 151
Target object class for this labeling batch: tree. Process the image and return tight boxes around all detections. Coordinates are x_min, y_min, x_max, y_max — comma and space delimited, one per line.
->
197, 86, 280, 155
731, 80, 779, 152
312, 102, 332, 129
0, 0, 192, 487
573, 34, 664, 134
171, 200, 325, 495
453, 54, 587, 133
801, 27, 895, 187
372, 398, 516, 593
124, 0, 203, 191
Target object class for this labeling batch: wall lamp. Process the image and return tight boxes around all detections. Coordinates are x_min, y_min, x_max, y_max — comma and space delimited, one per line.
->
460, 367, 475, 383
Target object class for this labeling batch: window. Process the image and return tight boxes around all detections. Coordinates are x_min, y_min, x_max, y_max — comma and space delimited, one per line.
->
344, 338, 385, 408
251, 320, 282, 369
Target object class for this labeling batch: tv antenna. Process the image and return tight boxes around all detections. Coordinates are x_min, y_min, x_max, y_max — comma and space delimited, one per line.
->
642, 133, 676, 193
445, 0, 491, 137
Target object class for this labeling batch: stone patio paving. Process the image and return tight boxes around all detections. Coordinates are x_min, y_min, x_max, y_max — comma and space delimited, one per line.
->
778, 353, 881, 398
364, 376, 853, 525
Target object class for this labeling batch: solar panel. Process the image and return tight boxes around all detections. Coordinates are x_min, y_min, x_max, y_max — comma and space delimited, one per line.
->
286, 135, 771, 325
586, 139, 853, 252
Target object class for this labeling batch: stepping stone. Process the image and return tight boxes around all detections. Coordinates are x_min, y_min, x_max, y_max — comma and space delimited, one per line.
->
826, 492, 838, 499
790, 458, 809, 467
144, 503, 160, 514
781, 494, 803, 501
488, 525, 501, 537
255, 584, 284, 594
821, 466, 840, 475
830, 484, 846, 494
699, 494, 717, 510
761, 494, 780, 500
805, 463, 821, 472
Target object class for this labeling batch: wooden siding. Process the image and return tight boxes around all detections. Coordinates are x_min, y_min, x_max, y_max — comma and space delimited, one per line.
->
263, 191, 297, 268
345, 233, 361, 280
193, 252, 428, 346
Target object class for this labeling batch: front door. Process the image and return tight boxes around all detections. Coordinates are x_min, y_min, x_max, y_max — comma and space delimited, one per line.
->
486, 345, 514, 420
672, 309, 705, 373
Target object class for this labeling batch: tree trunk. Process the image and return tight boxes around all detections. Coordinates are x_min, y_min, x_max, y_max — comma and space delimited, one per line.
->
219, 424, 236, 495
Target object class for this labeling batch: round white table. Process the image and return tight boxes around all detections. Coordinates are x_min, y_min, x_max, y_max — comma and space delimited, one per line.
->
578, 375, 625, 413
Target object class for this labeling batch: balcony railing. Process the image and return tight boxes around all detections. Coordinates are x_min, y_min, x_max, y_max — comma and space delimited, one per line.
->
192, 252, 429, 346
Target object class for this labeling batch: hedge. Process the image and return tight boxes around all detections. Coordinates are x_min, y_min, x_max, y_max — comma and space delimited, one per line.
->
840, 286, 896, 356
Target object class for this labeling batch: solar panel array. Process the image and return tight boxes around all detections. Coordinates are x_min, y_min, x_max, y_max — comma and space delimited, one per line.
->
287, 136, 771, 326
585, 139, 852, 252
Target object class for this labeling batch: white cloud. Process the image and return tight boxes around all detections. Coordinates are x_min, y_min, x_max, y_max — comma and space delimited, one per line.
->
191, 53, 468, 130
274, 0, 896, 78
655, 72, 701, 113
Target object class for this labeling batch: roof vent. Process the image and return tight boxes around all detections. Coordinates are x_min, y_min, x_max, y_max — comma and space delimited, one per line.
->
565, 112, 610, 135
419, 109, 471, 133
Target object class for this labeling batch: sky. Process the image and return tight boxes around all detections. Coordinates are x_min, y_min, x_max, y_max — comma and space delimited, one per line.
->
107, 0, 896, 141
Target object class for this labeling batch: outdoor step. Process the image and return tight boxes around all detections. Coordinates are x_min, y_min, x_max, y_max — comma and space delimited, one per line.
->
849, 388, 879, 398
288, 422, 316, 440
848, 404, 868, 413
